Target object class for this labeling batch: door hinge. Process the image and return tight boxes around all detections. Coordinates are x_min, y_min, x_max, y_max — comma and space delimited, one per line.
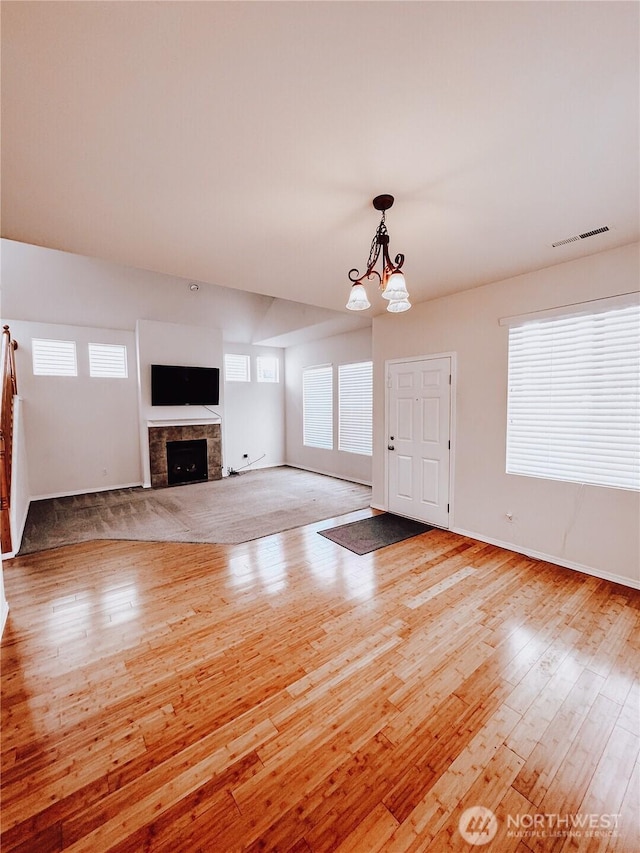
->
447, 503, 450, 513
449, 374, 452, 384
448, 440, 451, 450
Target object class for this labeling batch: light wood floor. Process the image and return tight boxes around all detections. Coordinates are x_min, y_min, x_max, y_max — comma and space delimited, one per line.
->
1, 510, 639, 852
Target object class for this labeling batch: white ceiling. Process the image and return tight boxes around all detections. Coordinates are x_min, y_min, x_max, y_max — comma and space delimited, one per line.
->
2, 1, 638, 319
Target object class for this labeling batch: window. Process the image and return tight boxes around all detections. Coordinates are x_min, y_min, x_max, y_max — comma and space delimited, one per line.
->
339, 361, 373, 455
506, 302, 640, 490
88, 343, 128, 378
225, 353, 250, 382
303, 365, 333, 449
32, 338, 77, 376
257, 356, 279, 383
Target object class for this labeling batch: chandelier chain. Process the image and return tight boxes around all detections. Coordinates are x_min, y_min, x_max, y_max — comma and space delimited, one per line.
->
366, 212, 387, 273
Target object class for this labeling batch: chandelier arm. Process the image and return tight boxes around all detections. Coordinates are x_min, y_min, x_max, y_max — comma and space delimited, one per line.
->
378, 236, 405, 284
380, 239, 393, 278
349, 267, 382, 286
349, 224, 384, 285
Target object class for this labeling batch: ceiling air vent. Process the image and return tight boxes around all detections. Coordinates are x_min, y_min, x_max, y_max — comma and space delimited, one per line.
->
552, 226, 610, 248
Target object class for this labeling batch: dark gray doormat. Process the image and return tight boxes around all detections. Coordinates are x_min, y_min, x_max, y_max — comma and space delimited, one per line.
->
318, 513, 434, 554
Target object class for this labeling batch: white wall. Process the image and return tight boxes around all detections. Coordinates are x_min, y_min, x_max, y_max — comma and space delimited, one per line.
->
373, 242, 640, 588
1, 238, 368, 347
6, 320, 142, 497
285, 327, 372, 484
1, 239, 275, 342
222, 344, 285, 474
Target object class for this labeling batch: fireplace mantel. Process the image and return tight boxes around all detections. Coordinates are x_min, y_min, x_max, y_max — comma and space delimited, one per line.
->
147, 417, 221, 428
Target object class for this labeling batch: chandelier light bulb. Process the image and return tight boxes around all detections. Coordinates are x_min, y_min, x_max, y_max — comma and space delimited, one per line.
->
382, 271, 409, 301
346, 283, 371, 311
387, 297, 411, 313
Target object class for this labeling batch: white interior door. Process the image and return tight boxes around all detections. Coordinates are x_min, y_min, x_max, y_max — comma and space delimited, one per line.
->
387, 356, 451, 528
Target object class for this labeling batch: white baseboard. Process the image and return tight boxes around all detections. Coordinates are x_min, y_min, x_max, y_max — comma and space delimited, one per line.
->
3, 483, 144, 557
224, 461, 283, 477
286, 464, 372, 488
372, 504, 638, 591
31, 482, 143, 502
451, 526, 640, 591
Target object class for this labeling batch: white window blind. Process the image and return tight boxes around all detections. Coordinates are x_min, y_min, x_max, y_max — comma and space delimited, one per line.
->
506, 303, 640, 490
339, 361, 373, 455
225, 353, 250, 382
257, 356, 279, 383
303, 365, 333, 449
88, 343, 128, 378
32, 338, 77, 376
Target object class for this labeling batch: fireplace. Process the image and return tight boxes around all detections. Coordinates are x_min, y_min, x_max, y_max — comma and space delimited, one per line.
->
167, 439, 208, 486
148, 422, 222, 488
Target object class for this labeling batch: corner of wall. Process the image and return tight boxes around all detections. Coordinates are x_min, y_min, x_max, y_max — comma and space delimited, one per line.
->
8, 396, 31, 557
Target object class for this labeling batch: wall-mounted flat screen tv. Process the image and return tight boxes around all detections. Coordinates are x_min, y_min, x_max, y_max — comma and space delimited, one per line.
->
151, 364, 220, 406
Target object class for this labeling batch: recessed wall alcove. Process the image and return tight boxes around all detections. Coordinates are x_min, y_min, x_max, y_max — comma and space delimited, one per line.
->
148, 423, 222, 488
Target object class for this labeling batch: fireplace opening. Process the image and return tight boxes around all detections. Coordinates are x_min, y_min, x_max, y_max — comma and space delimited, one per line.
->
166, 439, 208, 486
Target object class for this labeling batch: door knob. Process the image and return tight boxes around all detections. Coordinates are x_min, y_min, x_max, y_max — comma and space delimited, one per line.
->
388, 444, 395, 451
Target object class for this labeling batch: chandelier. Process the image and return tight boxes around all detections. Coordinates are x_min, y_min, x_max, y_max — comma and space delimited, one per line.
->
346, 194, 410, 313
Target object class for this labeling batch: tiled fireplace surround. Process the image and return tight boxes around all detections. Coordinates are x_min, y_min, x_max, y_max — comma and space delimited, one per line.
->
148, 423, 222, 488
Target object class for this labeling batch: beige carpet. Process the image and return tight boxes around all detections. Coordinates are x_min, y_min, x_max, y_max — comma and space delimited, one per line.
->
18, 466, 372, 555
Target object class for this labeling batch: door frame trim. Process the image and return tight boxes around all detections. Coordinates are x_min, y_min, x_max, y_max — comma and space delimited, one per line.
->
383, 351, 457, 528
